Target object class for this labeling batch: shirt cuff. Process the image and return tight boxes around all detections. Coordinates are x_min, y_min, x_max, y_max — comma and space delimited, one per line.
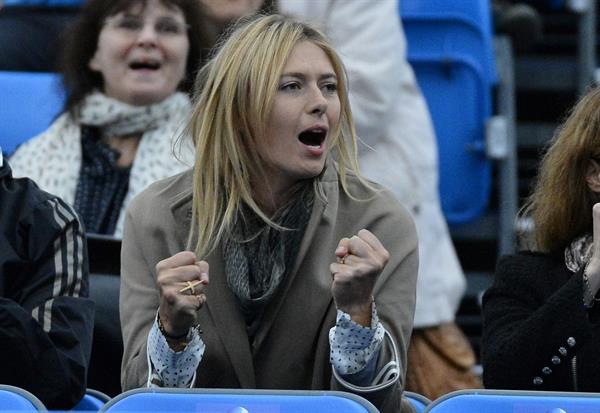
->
329, 302, 385, 380
147, 316, 204, 387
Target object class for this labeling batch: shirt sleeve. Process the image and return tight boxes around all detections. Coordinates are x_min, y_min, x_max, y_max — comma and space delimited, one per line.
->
146, 315, 205, 388
329, 302, 385, 386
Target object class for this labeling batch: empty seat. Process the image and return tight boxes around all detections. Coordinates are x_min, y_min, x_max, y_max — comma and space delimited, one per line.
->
0, 71, 65, 156
399, 1, 497, 224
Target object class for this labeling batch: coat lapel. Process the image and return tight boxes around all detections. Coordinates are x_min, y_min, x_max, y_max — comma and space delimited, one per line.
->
170, 188, 256, 387
252, 171, 339, 353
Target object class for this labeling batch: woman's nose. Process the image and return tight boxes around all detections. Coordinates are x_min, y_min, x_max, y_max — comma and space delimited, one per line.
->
136, 23, 159, 47
308, 87, 328, 115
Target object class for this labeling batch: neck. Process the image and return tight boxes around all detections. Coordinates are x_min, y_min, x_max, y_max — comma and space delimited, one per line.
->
103, 133, 142, 168
252, 177, 310, 217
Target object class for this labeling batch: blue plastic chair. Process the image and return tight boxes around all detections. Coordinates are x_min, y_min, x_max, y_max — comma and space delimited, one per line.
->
404, 391, 431, 412
409, 53, 492, 224
399, 1, 496, 224
400, 0, 497, 85
73, 389, 111, 411
0, 71, 65, 156
100, 388, 378, 413
0, 384, 45, 411
424, 389, 600, 412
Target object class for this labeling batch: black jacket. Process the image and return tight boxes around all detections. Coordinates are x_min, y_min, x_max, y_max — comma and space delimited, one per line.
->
482, 251, 600, 391
0, 158, 94, 409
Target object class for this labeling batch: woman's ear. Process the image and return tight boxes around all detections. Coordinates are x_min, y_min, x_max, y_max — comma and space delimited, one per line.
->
586, 159, 600, 193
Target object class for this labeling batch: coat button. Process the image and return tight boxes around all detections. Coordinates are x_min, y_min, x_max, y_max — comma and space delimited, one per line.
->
542, 367, 552, 375
533, 376, 543, 385
567, 337, 576, 347
559, 347, 567, 356
552, 356, 561, 365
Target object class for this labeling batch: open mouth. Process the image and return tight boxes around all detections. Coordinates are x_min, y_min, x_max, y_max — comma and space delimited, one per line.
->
129, 59, 161, 71
298, 127, 327, 148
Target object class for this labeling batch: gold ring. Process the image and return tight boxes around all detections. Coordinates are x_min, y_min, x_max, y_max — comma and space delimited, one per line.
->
340, 255, 346, 264
178, 279, 205, 294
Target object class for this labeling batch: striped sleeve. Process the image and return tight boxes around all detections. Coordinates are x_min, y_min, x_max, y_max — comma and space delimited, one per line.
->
0, 193, 94, 409
30, 198, 86, 333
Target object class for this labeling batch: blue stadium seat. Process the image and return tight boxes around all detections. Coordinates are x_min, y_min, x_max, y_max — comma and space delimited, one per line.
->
399, 0, 497, 224
404, 391, 431, 412
0, 384, 45, 411
424, 389, 600, 412
400, 0, 497, 85
100, 388, 378, 413
73, 389, 111, 411
0, 71, 64, 156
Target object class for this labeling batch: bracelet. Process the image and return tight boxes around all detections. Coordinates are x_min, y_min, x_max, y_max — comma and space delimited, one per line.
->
157, 313, 189, 341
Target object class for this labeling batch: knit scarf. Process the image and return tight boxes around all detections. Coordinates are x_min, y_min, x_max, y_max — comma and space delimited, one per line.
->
223, 184, 314, 337
78, 91, 188, 136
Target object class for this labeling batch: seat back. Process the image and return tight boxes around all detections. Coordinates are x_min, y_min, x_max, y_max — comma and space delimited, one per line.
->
0, 71, 65, 156
87, 234, 123, 397
73, 389, 111, 411
399, 0, 496, 224
404, 391, 431, 412
424, 389, 600, 412
400, 0, 496, 84
101, 388, 378, 413
0, 385, 45, 411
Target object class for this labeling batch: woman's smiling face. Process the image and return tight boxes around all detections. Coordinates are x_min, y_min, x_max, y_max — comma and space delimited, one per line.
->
88, 0, 190, 106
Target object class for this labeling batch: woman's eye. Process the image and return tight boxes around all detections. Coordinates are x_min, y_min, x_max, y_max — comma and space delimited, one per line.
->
323, 83, 338, 93
117, 18, 143, 30
280, 82, 301, 91
156, 21, 182, 34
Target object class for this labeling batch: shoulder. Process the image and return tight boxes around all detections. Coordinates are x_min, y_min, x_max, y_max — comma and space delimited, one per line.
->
496, 251, 564, 275
327, 167, 414, 230
322, 167, 417, 252
10, 114, 76, 172
126, 169, 192, 224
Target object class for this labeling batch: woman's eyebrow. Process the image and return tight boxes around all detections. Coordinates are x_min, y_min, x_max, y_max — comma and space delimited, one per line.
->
280, 72, 337, 80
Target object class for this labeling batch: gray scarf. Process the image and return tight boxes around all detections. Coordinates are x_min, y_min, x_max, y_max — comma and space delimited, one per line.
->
223, 184, 314, 336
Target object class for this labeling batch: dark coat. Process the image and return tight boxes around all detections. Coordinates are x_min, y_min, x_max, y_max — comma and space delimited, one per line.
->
482, 251, 600, 391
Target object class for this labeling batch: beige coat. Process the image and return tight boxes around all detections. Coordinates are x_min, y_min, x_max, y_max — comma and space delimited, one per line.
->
120, 165, 418, 412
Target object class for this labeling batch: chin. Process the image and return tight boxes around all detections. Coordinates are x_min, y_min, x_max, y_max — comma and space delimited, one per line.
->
127, 91, 173, 106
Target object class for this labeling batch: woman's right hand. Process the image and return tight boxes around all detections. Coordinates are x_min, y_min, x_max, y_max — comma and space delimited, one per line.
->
156, 251, 209, 337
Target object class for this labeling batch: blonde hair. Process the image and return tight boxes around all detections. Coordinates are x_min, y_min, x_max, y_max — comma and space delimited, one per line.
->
187, 14, 365, 257
522, 86, 600, 252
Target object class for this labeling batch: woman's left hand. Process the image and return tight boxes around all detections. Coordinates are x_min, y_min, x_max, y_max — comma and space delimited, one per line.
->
329, 229, 389, 326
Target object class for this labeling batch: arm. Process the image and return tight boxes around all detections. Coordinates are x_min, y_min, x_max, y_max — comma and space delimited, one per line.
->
120, 198, 209, 390
120, 203, 163, 390
329, 203, 419, 412
482, 254, 594, 390
0, 197, 94, 409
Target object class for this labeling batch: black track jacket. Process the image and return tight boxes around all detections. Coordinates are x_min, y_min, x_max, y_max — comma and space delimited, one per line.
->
0, 157, 94, 409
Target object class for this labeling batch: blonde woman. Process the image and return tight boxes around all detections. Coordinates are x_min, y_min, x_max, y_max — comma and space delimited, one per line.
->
120, 15, 417, 412
483, 87, 600, 391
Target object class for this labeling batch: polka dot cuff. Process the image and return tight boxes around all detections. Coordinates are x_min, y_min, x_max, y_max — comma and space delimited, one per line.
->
147, 316, 204, 387
329, 302, 384, 378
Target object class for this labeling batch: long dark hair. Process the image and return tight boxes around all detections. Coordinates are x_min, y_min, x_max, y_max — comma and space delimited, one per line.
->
58, 0, 210, 114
